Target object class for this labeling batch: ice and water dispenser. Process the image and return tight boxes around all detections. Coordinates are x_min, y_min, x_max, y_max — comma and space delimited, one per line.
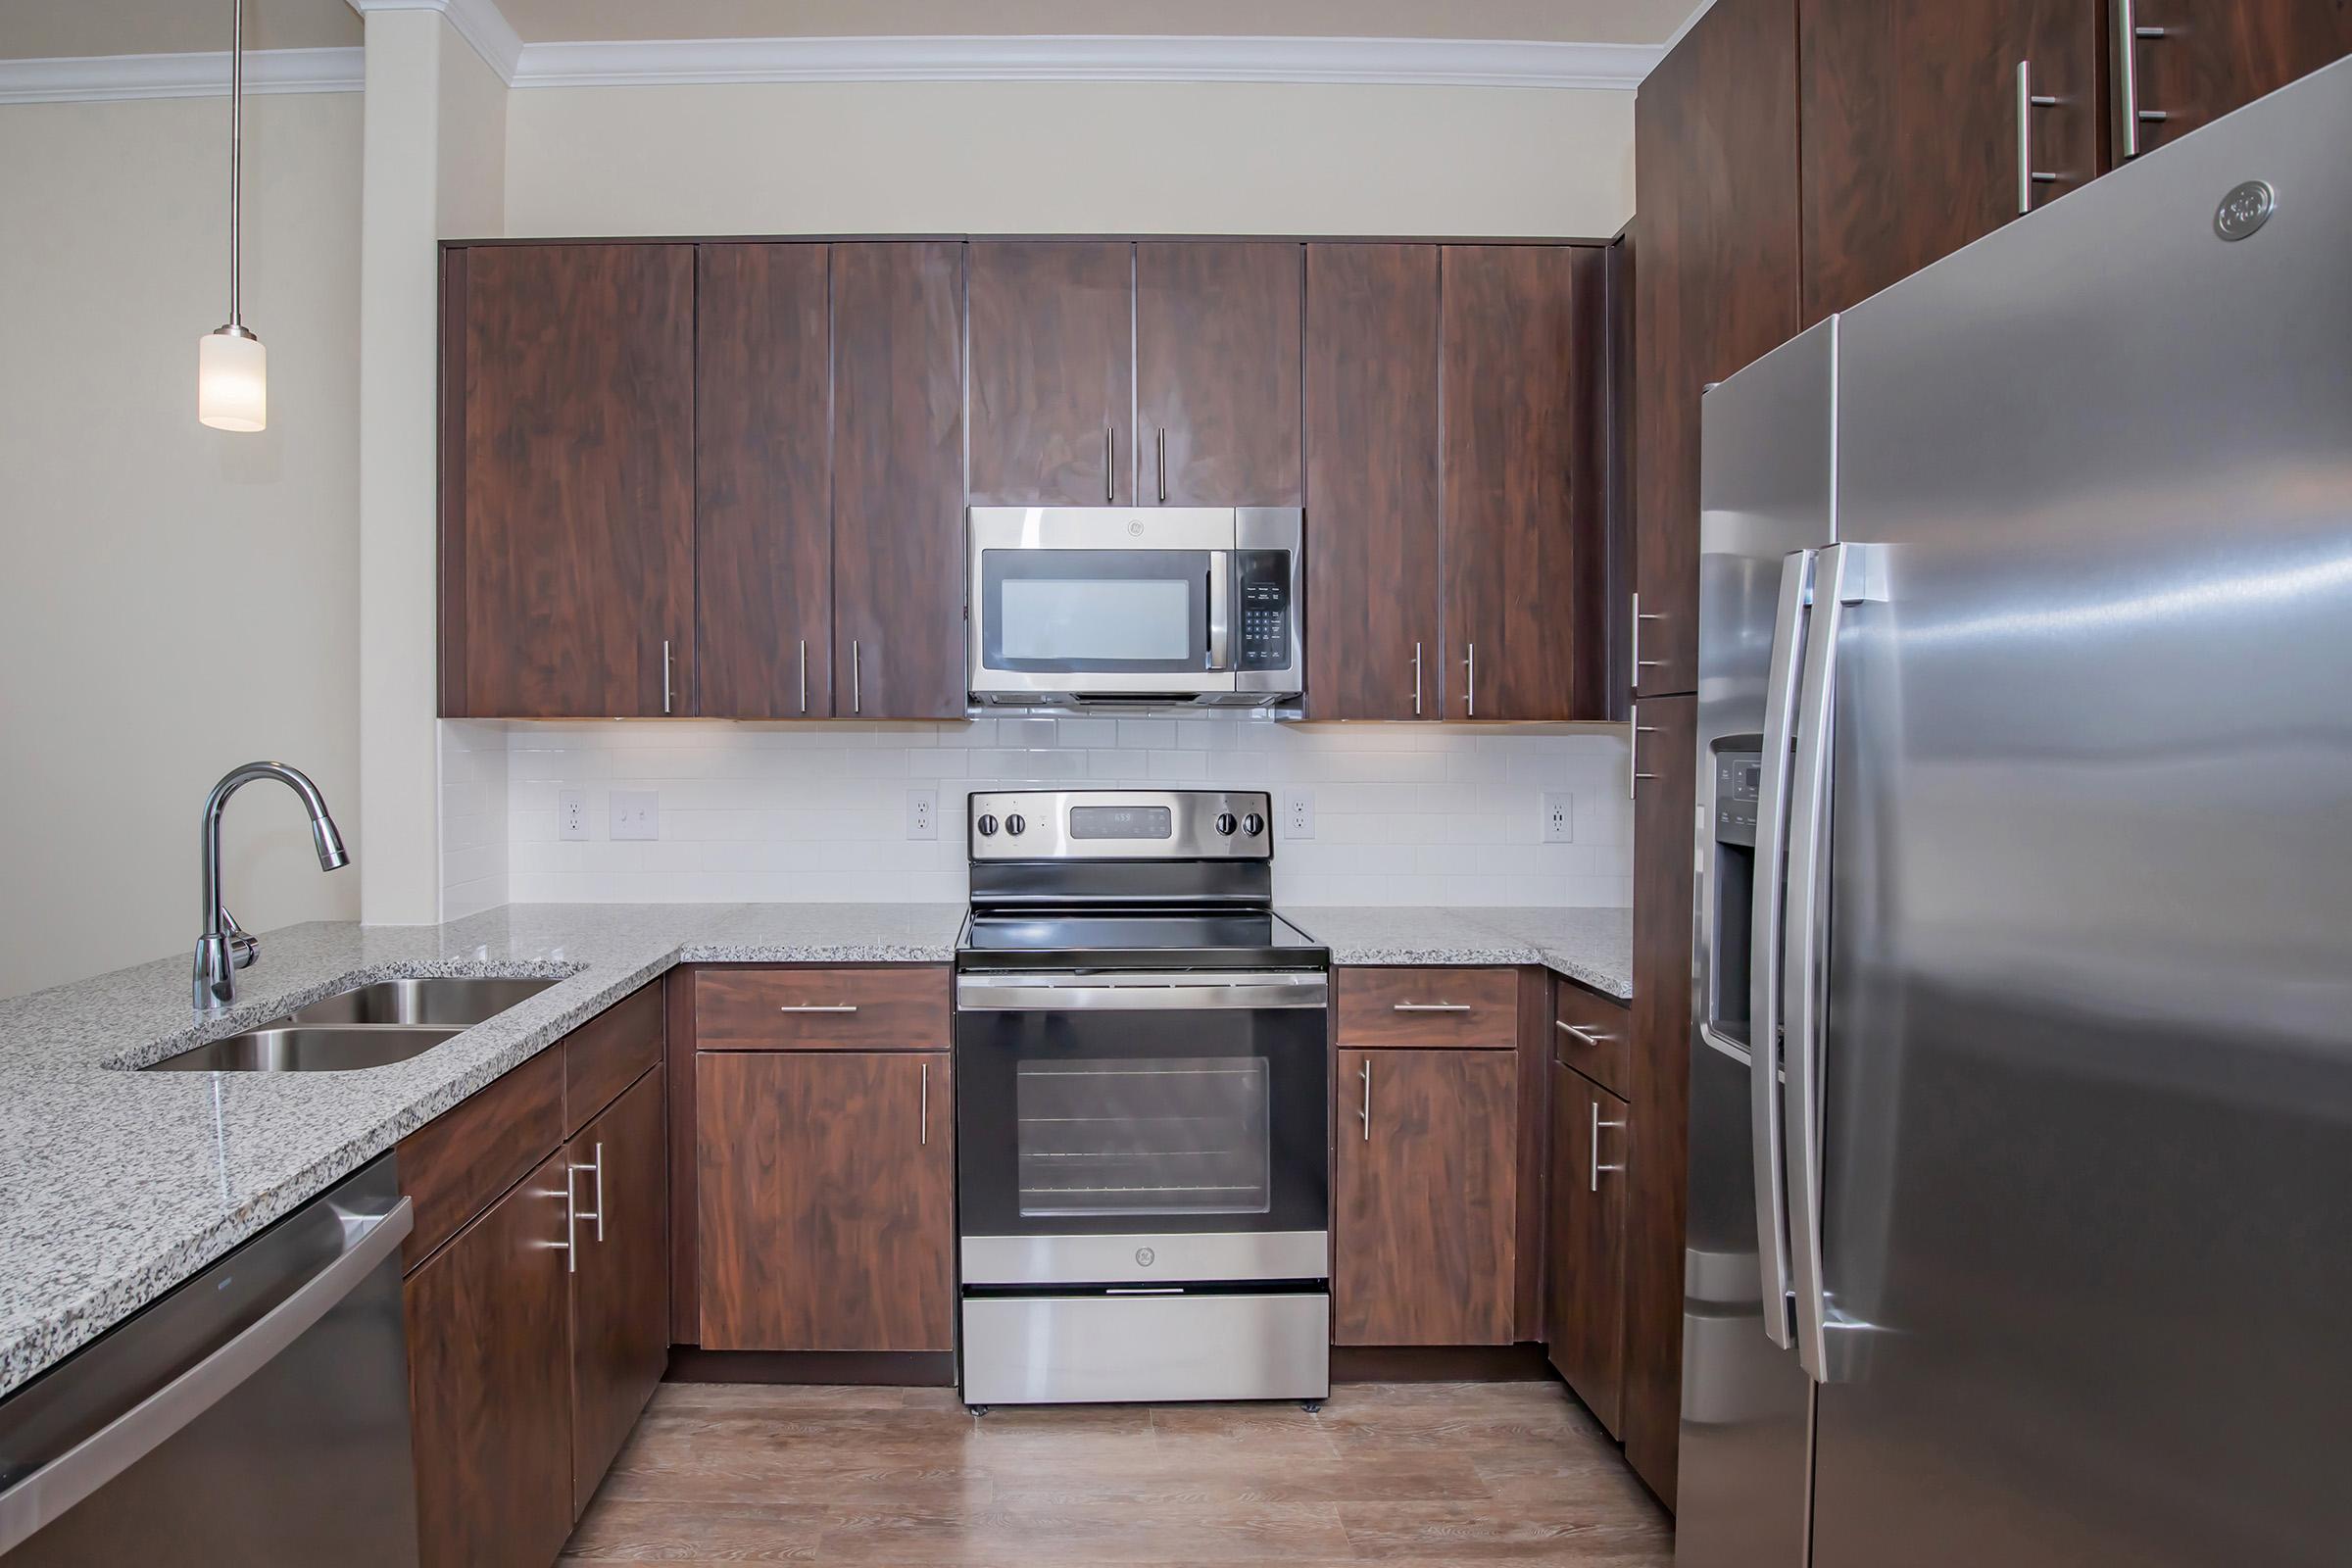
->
1706, 739, 1762, 1051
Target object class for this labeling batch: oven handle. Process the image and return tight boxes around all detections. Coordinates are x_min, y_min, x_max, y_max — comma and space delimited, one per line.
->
956, 970, 1328, 1011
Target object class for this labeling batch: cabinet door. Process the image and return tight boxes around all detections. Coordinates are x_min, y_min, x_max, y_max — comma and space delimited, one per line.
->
1546, 1062, 1630, 1436
1440, 245, 1610, 722
2123, 0, 2352, 158
695, 243, 832, 717
447, 243, 694, 718
698, 1051, 954, 1351
1334, 1048, 1518, 1346
832, 242, 968, 719
1799, 0, 2100, 324
568, 1068, 667, 1515
1624, 693, 1697, 1504
1135, 241, 1302, 506
1302, 243, 1442, 721
967, 241, 1134, 506
406, 1149, 573, 1568
1632, 0, 1801, 700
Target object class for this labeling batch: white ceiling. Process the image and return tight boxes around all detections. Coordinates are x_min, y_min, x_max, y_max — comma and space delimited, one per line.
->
0, 0, 1701, 60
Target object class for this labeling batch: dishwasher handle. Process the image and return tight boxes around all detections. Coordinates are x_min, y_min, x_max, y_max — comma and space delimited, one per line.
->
0, 1194, 414, 1555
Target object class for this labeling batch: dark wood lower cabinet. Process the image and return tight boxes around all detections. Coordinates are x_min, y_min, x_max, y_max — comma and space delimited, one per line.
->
406, 1149, 574, 1568
697, 1050, 956, 1351
567, 1069, 668, 1515
1334, 1047, 1518, 1347
1546, 1061, 1631, 1437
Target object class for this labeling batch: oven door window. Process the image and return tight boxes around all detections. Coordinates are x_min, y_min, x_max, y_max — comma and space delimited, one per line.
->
1016, 1056, 1270, 1218
980, 549, 1211, 673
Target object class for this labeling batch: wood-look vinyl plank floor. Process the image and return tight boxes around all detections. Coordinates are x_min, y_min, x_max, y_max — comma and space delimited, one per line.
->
564, 1379, 1673, 1565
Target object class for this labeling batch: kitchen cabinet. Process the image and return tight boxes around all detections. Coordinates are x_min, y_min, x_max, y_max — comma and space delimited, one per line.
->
694, 242, 833, 717
697, 1049, 955, 1351
1799, 0, 2100, 325
831, 241, 968, 719
1134, 241, 1303, 506
1333, 1047, 1519, 1346
1302, 242, 1443, 721
441, 243, 695, 718
693, 964, 953, 1052
1632, 0, 1802, 702
1625, 694, 1698, 1503
1441, 245, 1614, 721
967, 241, 1135, 506
2120, 1, 2352, 161
566, 1068, 668, 1515
405, 1148, 574, 1568
1546, 1061, 1631, 1436
1336, 965, 1519, 1049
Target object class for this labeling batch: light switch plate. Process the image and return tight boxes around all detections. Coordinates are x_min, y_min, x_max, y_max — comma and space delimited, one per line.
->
559, 790, 591, 842
610, 790, 659, 841
1543, 792, 1575, 843
907, 787, 938, 840
1284, 789, 1315, 840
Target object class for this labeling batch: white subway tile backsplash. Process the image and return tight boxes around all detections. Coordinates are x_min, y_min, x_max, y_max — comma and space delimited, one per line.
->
444, 716, 1634, 907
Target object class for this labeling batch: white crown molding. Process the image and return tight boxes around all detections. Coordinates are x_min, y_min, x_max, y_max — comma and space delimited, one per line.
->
0, 47, 364, 104
507, 34, 1664, 92
346, 0, 524, 84
1655, 0, 1720, 59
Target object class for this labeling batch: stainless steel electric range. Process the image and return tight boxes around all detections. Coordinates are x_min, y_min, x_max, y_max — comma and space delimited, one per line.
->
954, 789, 1332, 1408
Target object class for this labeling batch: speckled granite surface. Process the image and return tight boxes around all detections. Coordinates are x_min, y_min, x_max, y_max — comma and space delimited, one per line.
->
1283, 905, 1633, 1002
0, 901, 962, 1399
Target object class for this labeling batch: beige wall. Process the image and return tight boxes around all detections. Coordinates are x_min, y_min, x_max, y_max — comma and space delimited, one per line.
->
0, 91, 363, 1000
503, 79, 1634, 238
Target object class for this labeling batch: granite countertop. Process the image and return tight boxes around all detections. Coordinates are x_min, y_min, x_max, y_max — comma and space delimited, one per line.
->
0, 901, 963, 1399
1284, 905, 1633, 1003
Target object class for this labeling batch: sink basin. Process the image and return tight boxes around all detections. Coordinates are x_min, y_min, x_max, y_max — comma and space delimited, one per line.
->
280, 976, 559, 1028
144, 1025, 463, 1073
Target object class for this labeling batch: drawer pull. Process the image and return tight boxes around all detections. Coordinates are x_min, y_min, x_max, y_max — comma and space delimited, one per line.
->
1392, 1002, 1473, 1013
1556, 1021, 1610, 1046
778, 1004, 860, 1013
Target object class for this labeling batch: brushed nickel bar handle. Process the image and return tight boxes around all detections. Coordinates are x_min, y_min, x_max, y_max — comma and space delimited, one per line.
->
569, 1144, 605, 1243
561, 1161, 578, 1274
778, 1004, 860, 1013
1592, 1102, 1627, 1193
2113, 0, 2169, 158
852, 639, 862, 714
1104, 421, 1115, 502
919, 1060, 930, 1147
1556, 1021, 1610, 1046
1393, 1002, 1473, 1013
798, 639, 808, 714
662, 639, 674, 714
1155, 426, 1168, 503
1412, 641, 1423, 716
2016, 60, 2059, 216
1359, 1058, 1372, 1141
1463, 643, 1477, 717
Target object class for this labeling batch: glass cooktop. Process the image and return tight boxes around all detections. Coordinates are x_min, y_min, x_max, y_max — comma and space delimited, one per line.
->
957, 910, 1327, 971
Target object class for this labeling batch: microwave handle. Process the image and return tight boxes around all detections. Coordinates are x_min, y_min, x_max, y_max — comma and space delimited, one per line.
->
1207, 550, 1233, 669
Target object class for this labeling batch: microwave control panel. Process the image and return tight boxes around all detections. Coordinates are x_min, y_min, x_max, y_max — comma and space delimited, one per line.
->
1236, 551, 1293, 670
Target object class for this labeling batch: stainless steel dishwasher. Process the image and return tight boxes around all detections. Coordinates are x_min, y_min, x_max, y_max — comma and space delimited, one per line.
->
0, 1154, 418, 1565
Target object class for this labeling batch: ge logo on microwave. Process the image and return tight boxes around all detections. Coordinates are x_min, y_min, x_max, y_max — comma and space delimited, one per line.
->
1135, 1247, 1156, 1267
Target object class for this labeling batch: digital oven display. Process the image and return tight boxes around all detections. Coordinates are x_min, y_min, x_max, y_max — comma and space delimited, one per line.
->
1067, 806, 1174, 840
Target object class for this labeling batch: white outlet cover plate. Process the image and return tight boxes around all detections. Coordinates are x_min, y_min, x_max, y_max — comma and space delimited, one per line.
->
1284, 789, 1315, 840
1543, 791, 1575, 843
906, 787, 938, 840
559, 789, 591, 842
610, 789, 659, 841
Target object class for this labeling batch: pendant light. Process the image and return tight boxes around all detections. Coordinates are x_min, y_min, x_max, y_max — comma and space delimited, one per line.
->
198, 0, 265, 432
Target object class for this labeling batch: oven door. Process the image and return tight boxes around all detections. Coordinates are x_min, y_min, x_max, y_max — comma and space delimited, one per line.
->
955, 970, 1329, 1286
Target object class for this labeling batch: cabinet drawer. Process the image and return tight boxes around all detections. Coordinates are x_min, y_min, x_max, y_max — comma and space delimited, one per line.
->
1336, 967, 1519, 1049
564, 979, 662, 1137
694, 966, 951, 1052
1551, 979, 1632, 1096
397, 1045, 564, 1271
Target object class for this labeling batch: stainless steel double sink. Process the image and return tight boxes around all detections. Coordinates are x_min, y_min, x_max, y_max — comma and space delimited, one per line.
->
143, 976, 560, 1073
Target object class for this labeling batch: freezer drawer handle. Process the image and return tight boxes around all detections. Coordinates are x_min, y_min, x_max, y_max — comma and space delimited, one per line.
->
0, 1197, 414, 1557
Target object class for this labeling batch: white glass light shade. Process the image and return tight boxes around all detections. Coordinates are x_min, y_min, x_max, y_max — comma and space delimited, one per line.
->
198, 328, 267, 432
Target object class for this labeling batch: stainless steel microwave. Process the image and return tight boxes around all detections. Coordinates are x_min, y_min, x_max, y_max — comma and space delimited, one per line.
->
966, 507, 1303, 708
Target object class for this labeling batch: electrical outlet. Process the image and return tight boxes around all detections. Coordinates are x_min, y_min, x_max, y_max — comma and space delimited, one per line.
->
610, 790, 659, 841
1284, 789, 1315, 840
558, 790, 591, 842
1543, 792, 1575, 844
906, 787, 938, 840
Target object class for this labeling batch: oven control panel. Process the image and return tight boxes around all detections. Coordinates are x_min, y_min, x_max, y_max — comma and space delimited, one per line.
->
970, 790, 1274, 860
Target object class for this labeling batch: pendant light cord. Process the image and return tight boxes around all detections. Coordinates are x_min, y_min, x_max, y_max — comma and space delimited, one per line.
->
227, 0, 243, 329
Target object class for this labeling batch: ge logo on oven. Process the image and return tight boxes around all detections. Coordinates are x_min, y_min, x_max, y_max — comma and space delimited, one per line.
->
1135, 1247, 1156, 1267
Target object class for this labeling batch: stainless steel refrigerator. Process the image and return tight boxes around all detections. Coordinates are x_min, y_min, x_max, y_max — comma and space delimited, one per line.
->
1676, 57, 2352, 1568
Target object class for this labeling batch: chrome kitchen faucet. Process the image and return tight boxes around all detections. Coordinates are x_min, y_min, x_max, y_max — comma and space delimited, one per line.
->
192, 761, 349, 1010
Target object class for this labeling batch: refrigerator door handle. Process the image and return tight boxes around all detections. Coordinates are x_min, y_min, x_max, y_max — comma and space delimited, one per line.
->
1748, 548, 1815, 1350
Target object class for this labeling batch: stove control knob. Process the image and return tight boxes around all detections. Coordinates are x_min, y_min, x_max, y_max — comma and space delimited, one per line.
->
1214, 812, 1239, 836
1005, 813, 1027, 837
976, 814, 1000, 837
1241, 811, 1267, 838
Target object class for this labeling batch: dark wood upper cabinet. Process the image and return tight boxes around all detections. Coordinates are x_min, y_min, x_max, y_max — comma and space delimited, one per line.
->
1632, 0, 1802, 701
831, 241, 968, 719
1334, 1047, 1518, 1347
567, 1068, 667, 1517
1546, 1061, 1631, 1437
1441, 245, 1610, 722
968, 241, 1135, 507
694, 243, 833, 718
444, 243, 695, 718
1801, 0, 2101, 325
1302, 242, 1443, 721
698, 1049, 955, 1352
1134, 242, 1303, 506
405, 1149, 574, 1568
2123, 0, 2352, 157
1625, 694, 1698, 1506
